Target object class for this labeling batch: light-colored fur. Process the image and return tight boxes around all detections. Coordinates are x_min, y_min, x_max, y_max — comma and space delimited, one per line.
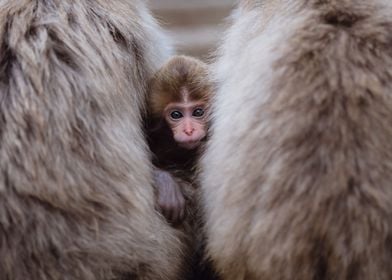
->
201, 0, 392, 279
0, 0, 184, 279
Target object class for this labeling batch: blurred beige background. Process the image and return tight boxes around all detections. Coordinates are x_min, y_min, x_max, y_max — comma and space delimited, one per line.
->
149, 0, 236, 60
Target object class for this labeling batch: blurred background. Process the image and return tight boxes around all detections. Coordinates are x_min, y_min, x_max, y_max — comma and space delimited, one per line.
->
149, 0, 236, 60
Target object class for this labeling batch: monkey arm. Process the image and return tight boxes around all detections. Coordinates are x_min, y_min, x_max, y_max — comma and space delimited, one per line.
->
153, 169, 186, 226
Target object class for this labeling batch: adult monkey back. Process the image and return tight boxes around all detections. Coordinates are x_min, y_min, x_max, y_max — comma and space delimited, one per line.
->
201, 0, 392, 279
0, 0, 184, 279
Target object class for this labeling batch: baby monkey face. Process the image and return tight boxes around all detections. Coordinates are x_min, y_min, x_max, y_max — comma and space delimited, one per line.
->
164, 101, 208, 150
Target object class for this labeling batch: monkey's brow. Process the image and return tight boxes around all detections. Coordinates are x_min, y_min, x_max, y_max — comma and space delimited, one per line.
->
165, 102, 206, 111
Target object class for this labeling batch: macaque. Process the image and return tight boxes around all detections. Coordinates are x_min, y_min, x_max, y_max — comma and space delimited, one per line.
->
146, 55, 212, 225
146, 55, 218, 279
201, 0, 392, 279
0, 0, 185, 279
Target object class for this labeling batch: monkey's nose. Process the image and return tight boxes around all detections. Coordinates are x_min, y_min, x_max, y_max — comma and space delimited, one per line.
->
184, 128, 195, 136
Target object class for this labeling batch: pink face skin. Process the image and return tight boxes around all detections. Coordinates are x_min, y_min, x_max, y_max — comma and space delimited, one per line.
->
164, 101, 207, 150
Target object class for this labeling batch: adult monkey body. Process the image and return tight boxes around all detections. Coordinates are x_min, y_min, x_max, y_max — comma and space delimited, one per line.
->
0, 0, 184, 279
201, 0, 392, 279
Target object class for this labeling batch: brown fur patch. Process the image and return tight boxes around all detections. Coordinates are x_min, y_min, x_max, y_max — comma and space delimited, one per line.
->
149, 55, 212, 117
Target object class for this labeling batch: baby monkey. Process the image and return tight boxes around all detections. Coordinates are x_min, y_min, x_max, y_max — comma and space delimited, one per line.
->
146, 55, 212, 225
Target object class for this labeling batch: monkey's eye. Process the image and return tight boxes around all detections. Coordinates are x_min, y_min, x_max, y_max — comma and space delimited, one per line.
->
170, 111, 183, 120
192, 108, 205, 118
